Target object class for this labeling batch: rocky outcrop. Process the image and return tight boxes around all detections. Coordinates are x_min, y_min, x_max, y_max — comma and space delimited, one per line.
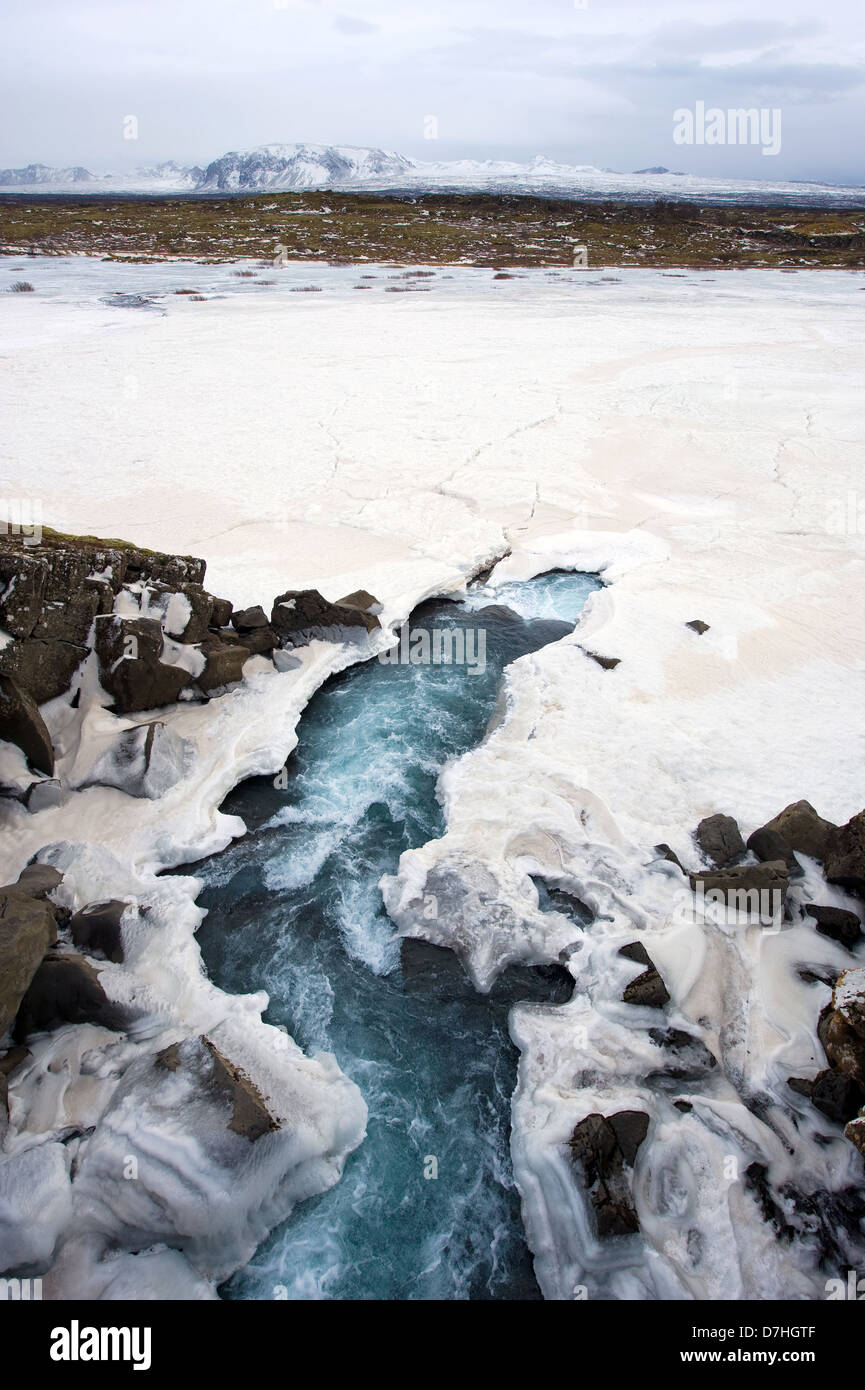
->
567, 1110, 649, 1237
823, 811, 865, 897
271, 588, 381, 647
694, 813, 746, 868
0, 890, 59, 1037
0, 676, 54, 774
198, 637, 250, 693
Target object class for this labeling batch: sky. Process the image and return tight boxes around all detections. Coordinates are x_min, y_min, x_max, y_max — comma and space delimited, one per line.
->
2, 0, 864, 183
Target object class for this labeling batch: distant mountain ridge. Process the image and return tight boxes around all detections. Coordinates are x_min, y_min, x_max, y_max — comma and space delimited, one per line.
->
1, 142, 862, 206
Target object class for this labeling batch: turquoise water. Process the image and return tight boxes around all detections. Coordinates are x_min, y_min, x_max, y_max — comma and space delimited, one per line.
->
193, 570, 600, 1299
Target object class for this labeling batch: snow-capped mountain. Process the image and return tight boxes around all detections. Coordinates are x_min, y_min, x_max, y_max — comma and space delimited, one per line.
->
0, 162, 93, 186
1, 143, 863, 205
197, 143, 413, 191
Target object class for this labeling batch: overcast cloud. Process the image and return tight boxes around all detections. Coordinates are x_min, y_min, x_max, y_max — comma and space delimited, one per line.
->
2, 0, 863, 182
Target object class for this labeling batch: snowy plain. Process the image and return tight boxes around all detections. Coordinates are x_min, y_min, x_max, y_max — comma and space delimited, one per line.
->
1, 254, 864, 1298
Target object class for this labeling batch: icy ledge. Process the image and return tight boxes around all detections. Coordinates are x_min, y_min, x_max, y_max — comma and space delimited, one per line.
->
382, 526, 865, 1300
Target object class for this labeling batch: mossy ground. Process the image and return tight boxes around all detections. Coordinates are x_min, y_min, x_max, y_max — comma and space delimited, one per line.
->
1, 192, 864, 269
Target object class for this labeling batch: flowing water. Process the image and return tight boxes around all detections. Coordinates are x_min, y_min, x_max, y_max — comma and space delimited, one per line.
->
193, 570, 600, 1299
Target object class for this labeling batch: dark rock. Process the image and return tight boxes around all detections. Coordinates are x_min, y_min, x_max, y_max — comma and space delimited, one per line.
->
618, 941, 653, 966
760, 800, 836, 862
271, 589, 380, 648
0, 676, 54, 774
567, 1110, 648, 1237
32, 588, 99, 645
0, 637, 89, 704
14, 953, 127, 1039
787, 1076, 815, 1098
172, 584, 212, 644
810, 1069, 865, 1124
654, 843, 684, 871
823, 811, 865, 896
157, 1035, 277, 1141
685, 619, 710, 634
673, 1100, 693, 1113
747, 827, 801, 877
77, 720, 193, 799
695, 813, 746, 868
197, 638, 249, 693
584, 650, 620, 670
0, 892, 58, 1036
818, 1003, 865, 1084
69, 901, 127, 963
232, 605, 269, 631
623, 967, 670, 1009
94, 615, 192, 713
805, 904, 862, 950
216, 626, 243, 646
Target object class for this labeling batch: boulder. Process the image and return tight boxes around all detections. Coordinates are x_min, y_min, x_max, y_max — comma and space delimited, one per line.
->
14, 953, 127, 1039
270, 589, 380, 648
0, 893, 58, 1037
156, 1035, 278, 1141
685, 619, 710, 634
823, 811, 865, 897
69, 901, 127, 963
76, 720, 193, 799
759, 800, 836, 861
197, 639, 249, 693
232, 605, 269, 631
0, 675, 54, 774
648, 1026, 717, 1080
810, 1069, 865, 1124
0, 637, 89, 704
747, 827, 801, 877
94, 615, 192, 714
567, 1110, 649, 1237
805, 904, 862, 950
619, 942, 670, 1008
1, 863, 63, 900
695, 813, 746, 868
